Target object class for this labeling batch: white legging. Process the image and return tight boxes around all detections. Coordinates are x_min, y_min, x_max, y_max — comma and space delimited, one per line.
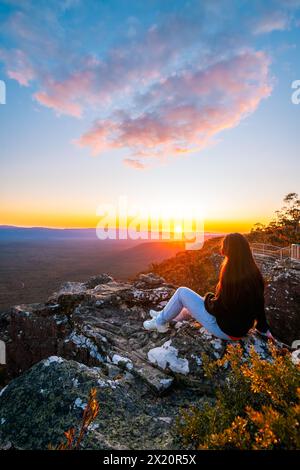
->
156, 286, 231, 340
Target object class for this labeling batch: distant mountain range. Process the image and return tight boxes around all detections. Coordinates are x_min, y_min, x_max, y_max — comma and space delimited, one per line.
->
0, 226, 224, 311
0, 225, 223, 242
0, 225, 100, 240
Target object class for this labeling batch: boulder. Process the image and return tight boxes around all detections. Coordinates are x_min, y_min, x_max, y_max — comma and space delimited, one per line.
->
0, 357, 182, 450
133, 272, 168, 289
84, 274, 114, 289
6, 304, 71, 377
264, 259, 300, 345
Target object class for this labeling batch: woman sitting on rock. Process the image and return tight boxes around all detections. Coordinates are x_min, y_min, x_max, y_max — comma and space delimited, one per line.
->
143, 232, 274, 341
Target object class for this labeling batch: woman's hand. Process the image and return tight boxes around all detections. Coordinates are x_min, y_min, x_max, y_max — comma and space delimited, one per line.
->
256, 329, 275, 342
266, 330, 274, 340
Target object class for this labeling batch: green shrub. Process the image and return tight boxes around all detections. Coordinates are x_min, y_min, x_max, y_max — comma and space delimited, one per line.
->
176, 343, 300, 449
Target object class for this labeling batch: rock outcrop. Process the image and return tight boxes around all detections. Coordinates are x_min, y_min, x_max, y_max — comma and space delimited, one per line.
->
264, 259, 300, 345
2, 272, 283, 384
0, 357, 182, 450
1, 271, 297, 449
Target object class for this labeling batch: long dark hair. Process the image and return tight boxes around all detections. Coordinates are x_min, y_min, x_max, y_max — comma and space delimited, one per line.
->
215, 233, 264, 308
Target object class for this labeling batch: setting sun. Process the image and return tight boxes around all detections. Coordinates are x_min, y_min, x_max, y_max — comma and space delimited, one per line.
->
174, 224, 183, 234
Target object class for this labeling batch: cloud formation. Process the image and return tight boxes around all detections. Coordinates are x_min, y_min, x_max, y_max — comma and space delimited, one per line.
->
76, 51, 272, 165
0, 0, 299, 168
252, 10, 291, 34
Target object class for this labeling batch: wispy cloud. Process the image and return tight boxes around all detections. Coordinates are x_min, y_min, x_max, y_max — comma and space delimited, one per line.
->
252, 10, 291, 34
76, 51, 272, 166
0, 0, 299, 168
123, 158, 146, 170
0, 49, 35, 86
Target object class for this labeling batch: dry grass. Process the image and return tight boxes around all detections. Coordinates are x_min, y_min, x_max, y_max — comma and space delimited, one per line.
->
49, 388, 100, 450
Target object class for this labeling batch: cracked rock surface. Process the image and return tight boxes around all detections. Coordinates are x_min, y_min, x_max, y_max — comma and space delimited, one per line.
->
0, 270, 298, 449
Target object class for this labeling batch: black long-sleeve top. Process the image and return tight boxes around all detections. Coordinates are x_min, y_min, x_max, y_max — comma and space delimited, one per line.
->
204, 286, 269, 338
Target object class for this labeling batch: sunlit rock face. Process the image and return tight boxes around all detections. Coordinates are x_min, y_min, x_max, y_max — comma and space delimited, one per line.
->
0, 271, 297, 450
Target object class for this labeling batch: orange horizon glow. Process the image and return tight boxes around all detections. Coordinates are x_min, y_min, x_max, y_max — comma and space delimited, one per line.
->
1, 188, 277, 236
0, 212, 272, 234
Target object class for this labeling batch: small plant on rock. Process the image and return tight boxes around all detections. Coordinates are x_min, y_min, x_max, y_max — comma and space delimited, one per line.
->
49, 388, 100, 450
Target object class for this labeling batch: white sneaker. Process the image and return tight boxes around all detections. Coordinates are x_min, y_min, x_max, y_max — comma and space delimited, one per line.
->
143, 317, 169, 333
149, 309, 161, 318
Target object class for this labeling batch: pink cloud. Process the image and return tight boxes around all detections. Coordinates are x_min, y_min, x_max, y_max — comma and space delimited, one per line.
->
76, 119, 119, 154
1, 9, 222, 117
123, 158, 146, 169
34, 90, 81, 117
7, 68, 33, 86
76, 51, 272, 168
252, 11, 290, 34
0, 49, 35, 86
33, 71, 96, 117
3, 2, 294, 168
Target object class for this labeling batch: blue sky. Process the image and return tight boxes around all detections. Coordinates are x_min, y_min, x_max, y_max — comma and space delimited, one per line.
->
0, 0, 299, 230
